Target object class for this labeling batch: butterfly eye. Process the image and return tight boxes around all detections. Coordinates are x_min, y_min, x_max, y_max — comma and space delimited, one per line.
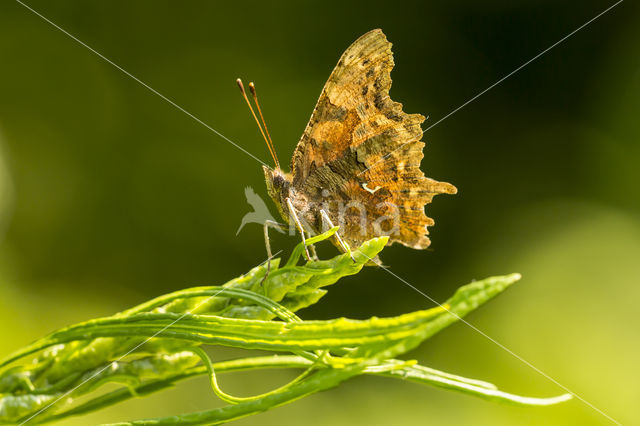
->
273, 174, 285, 187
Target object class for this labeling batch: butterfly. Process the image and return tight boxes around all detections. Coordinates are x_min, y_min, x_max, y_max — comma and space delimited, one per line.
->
238, 29, 456, 264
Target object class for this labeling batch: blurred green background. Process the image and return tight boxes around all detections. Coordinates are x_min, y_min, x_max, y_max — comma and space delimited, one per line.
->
0, 0, 638, 424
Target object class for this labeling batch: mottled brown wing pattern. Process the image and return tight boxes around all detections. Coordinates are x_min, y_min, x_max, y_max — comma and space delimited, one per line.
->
291, 29, 456, 249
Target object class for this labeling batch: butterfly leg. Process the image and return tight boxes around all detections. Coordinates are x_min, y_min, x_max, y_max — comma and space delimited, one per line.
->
308, 243, 319, 261
286, 197, 312, 262
261, 220, 287, 285
320, 209, 356, 263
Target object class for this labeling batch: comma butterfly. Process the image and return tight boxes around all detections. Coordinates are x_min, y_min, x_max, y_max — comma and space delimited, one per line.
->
238, 29, 456, 263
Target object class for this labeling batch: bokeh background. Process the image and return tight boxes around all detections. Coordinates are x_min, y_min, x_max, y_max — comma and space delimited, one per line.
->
0, 0, 638, 424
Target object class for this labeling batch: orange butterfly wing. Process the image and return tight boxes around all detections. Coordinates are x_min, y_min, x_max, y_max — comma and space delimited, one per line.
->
290, 29, 456, 249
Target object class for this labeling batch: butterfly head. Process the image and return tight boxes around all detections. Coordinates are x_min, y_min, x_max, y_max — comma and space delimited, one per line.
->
263, 165, 292, 213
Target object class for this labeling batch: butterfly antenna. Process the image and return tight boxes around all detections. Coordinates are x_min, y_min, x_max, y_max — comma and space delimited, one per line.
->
249, 82, 280, 169
236, 78, 279, 169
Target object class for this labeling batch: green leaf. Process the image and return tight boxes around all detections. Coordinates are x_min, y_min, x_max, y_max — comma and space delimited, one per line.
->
374, 363, 572, 406
4, 305, 449, 362
358, 273, 523, 360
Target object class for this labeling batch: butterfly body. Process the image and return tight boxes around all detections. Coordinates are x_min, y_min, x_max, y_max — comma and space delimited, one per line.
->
262, 29, 456, 254
263, 166, 324, 243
